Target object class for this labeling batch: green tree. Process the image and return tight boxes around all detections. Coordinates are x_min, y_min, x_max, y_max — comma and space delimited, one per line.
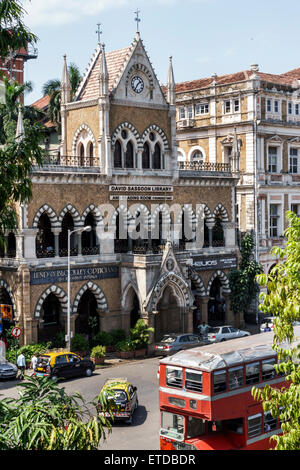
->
0, 376, 112, 450
129, 319, 154, 350
0, 0, 37, 57
252, 211, 300, 450
229, 233, 263, 322
42, 63, 82, 132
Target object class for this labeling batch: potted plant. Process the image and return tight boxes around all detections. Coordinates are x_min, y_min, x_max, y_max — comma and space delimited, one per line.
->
90, 345, 106, 365
71, 334, 89, 357
129, 319, 154, 358
115, 339, 135, 359
90, 331, 114, 352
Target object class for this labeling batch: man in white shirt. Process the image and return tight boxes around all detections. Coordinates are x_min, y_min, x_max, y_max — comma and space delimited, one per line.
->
31, 353, 38, 375
17, 352, 26, 380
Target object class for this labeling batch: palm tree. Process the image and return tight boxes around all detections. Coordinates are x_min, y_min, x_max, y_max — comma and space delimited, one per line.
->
42, 63, 82, 133
0, 76, 45, 143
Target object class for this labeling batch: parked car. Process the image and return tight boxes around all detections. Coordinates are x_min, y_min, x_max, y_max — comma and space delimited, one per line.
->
0, 357, 18, 380
33, 352, 95, 380
98, 378, 138, 424
260, 317, 275, 333
260, 317, 300, 332
154, 333, 203, 356
207, 325, 250, 343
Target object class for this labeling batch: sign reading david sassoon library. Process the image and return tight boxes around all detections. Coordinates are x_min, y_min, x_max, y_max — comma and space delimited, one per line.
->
30, 265, 119, 285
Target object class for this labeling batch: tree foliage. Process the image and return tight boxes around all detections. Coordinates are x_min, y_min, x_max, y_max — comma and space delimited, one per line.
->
0, 0, 37, 57
42, 63, 82, 132
0, 376, 112, 450
252, 211, 300, 450
229, 233, 263, 316
0, 77, 45, 246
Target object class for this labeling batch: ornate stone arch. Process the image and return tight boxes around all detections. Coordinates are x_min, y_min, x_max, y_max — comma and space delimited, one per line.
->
32, 204, 59, 228
111, 121, 142, 149
189, 272, 207, 297
111, 203, 133, 228
0, 279, 17, 318
58, 204, 82, 227
121, 282, 142, 311
125, 63, 154, 90
206, 270, 231, 296
35, 285, 68, 318
72, 282, 108, 315
149, 272, 191, 312
141, 124, 169, 151
151, 203, 172, 225
176, 204, 196, 225
72, 123, 96, 157
82, 203, 104, 227
213, 203, 229, 222
128, 203, 151, 227
195, 203, 214, 224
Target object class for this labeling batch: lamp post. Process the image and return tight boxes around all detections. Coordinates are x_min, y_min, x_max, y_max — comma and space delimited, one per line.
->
66, 225, 91, 350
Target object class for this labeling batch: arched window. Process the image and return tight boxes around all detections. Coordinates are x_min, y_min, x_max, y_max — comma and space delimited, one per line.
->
89, 142, 94, 166
153, 143, 161, 169
212, 211, 225, 247
142, 142, 150, 169
36, 213, 55, 258
79, 143, 85, 166
59, 212, 77, 257
82, 213, 99, 255
7, 232, 16, 258
125, 141, 134, 168
191, 150, 204, 163
114, 213, 129, 253
114, 140, 122, 168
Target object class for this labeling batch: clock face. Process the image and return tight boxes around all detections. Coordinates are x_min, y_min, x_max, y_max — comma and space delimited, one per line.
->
131, 75, 144, 94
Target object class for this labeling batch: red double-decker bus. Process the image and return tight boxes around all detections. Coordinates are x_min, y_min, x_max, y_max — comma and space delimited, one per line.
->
158, 326, 300, 450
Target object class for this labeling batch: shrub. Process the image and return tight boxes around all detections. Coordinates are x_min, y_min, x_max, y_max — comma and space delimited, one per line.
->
50, 331, 66, 349
71, 334, 89, 352
129, 319, 154, 350
115, 339, 135, 352
91, 331, 113, 347
110, 329, 126, 345
91, 345, 106, 358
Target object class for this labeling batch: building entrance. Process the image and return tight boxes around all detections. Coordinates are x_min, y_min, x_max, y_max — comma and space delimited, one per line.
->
208, 277, 226, 325
75, 289, 99, 336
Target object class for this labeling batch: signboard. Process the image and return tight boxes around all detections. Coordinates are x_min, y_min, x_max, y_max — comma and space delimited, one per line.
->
193, 254, 237, 271
30, 264, 119, 285
110, 195, 173, 201
109, 185, 173, 193
0, 304, 13, 321
11, 327, 21, 338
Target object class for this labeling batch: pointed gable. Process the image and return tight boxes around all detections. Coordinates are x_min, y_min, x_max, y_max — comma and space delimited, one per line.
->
75, 44, 133, 102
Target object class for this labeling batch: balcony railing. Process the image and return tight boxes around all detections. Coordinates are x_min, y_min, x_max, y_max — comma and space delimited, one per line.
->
40, 154, 100, 168
178, 161, 231, 172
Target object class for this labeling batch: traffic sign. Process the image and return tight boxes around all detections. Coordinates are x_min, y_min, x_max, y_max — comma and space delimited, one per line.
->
11, 327, 21, 338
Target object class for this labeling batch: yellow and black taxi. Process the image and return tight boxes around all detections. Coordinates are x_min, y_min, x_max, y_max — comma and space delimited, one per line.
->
98, 378, 138, 424
33, 351, 95, 380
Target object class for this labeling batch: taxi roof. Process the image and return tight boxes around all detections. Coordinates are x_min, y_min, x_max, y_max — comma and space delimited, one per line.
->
103, 378, 129, 390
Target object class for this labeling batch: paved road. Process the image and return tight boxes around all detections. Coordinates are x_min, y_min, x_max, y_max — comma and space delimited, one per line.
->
0, 356, 162, 450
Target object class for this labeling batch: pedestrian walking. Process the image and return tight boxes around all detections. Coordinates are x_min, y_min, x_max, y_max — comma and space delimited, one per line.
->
31, 353, 38, 375
17, 352, 26, 380
198, 321, 209, 341
264, 322, 271, 332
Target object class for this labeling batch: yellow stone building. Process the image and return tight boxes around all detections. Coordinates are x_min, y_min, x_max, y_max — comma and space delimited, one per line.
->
0, 33, 240, 347
175, 65, 300, 280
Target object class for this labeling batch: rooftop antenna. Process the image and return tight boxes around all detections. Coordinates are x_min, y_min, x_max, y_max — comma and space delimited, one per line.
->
134, 9, 141, 33
96, 23, 102, 44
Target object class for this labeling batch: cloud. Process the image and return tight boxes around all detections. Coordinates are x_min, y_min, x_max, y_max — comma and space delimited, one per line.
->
24, 0, 135, 26
23, 0, 185, 26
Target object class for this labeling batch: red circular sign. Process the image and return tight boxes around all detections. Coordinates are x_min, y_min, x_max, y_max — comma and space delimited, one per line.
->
11, 327, 22, 338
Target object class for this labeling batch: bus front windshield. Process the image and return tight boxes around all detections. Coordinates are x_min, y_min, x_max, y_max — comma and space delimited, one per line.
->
161, 412, 184, 441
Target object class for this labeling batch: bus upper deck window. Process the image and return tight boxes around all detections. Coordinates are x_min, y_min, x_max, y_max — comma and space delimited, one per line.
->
262, 358, 276, 381
166, 367, 183, 388
213, 369, 227, 394
245, 362, 260, 385
228, 366, 244, 390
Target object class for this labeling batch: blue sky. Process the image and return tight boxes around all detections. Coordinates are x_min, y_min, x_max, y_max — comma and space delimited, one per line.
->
23, 0, 300, 104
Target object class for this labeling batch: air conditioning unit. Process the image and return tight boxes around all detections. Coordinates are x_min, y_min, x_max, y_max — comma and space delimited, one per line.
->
178, 119, 195, 128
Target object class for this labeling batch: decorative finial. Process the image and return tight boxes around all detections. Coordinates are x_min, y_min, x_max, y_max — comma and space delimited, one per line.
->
134, 9, 141, 33
96, 23, 102, 44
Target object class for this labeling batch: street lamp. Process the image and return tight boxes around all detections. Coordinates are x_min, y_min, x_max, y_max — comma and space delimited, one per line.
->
66, 225, 91, 350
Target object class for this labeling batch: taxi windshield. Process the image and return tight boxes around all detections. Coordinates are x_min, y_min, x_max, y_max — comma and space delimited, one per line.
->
106, 389, 128, 402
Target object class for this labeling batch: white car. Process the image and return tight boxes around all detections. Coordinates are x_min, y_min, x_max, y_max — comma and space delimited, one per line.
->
260, 317, 300, 333
207, 325, 250, 343
260, 317, 275, 333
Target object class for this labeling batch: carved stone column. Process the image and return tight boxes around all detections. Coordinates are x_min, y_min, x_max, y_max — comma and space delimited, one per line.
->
200, 296, 210, 323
